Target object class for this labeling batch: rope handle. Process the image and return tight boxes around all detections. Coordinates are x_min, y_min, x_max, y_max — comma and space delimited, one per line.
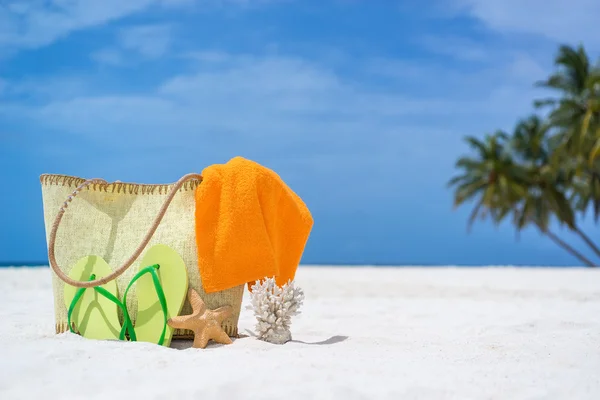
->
48, 173, 203, 288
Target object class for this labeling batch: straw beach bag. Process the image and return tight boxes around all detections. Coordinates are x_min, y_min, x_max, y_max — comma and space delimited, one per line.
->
40, 173, 244, 339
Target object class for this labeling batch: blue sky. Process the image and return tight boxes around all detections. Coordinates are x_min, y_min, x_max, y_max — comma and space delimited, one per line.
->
1, 0, 599, 266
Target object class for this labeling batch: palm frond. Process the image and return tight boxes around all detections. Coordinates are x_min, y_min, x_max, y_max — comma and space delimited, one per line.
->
464, 136, 488, 158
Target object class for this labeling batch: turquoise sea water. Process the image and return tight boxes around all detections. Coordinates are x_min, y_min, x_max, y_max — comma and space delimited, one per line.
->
0, 262, 50, 267
0, 262, 580, 268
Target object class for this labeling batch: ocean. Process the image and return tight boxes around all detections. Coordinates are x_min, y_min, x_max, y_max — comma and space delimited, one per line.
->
0, 262, 581, 268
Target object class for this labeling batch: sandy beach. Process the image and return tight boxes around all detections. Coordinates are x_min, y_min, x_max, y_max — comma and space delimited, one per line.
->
0, 266, 598, 400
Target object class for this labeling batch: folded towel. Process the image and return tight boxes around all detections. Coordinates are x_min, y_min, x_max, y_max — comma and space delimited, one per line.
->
194, 157, 314, 293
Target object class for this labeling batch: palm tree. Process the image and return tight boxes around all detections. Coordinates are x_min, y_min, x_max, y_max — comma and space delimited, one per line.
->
534, 44, 600, 220
449, 129, 596, 266
509, 194, 595, 267
510, 116, 574, 225
447, 132, 524, 228
510, 115, 552, 163
510, 115, 600, 263
535, 44, 600, 155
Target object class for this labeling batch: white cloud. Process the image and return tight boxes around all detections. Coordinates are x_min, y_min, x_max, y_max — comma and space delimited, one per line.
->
0, 0, 272, 52
184, 50, 235, 63
90, 48, 124, 66
1, 49, 556, 220
451, 0, 600, 47
24, 51, 547, 164
365, 52, 547, 103
2, 74, 91, 103
25, 54, 437, 164
91, 24, 173, 65
416, 35, 489, 62
506, 53, 548, 81
119, 24, 172, 58
0, 0, 168, 49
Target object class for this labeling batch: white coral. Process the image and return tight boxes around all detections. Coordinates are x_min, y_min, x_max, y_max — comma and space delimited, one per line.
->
249, 277, 304, 344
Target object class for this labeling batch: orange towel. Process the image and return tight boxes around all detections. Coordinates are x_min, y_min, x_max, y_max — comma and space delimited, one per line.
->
194, 157, 314, 293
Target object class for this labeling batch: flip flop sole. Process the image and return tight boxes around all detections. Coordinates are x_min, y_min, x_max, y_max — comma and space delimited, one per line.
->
63, 256, 121, 340
134, 244, 188, 346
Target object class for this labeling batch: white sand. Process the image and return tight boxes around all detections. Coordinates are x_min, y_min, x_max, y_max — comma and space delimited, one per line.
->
0, 266, 599, 400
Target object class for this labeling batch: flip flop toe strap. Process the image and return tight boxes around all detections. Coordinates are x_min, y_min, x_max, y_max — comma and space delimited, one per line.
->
67, 274, 133, 339
122, 265, 169, 346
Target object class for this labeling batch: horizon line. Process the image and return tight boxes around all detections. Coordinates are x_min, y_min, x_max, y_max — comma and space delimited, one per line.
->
0, 261, 586, 268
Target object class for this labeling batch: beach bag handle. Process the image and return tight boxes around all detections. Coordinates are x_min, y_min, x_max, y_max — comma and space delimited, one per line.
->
48, 173, 203, 288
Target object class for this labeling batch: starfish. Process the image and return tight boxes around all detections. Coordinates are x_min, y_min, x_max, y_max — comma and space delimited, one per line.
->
167, 288, 234, 349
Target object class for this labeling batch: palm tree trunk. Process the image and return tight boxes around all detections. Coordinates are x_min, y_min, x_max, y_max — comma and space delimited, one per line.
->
546, 230, 596, 267
574, 228, 600, 259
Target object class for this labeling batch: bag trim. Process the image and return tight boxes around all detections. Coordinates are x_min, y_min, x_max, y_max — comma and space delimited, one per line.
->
40, 174, 201, 195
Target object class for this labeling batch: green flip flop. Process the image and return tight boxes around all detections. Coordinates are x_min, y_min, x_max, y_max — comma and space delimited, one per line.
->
123, 244, 188, 347
63, 256, 132, 341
